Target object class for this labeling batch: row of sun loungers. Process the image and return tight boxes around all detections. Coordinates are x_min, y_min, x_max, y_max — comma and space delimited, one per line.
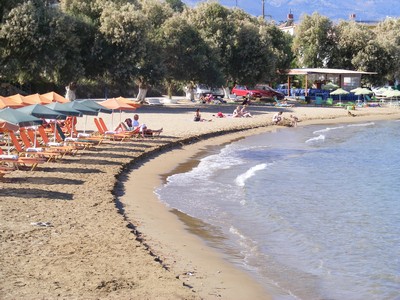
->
0, 117, 161, 176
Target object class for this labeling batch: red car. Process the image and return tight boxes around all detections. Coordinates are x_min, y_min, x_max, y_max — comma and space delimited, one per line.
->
232, 85, 284, 100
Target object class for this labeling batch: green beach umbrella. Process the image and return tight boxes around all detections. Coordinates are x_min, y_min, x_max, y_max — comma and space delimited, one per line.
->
17, 104, 67, 120
0, 107, 43, 127
322, 82, 339, 90
330, 88, 349, 103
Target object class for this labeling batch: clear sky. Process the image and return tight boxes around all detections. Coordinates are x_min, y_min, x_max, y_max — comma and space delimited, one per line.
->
183, 0, 400, 23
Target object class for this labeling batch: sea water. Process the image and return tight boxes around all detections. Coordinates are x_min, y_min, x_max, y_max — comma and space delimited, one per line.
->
156, 120, 400, 300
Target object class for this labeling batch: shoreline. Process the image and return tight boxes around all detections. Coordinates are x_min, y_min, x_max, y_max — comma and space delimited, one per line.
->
1, 103, 400, 299
120, 129, 276, 299
119, 110, 400, 299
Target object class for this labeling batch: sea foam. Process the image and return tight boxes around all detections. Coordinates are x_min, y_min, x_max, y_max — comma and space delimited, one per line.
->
235, 163, 268, 187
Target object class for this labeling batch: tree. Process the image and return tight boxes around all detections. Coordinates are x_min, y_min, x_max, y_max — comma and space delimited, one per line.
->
158, 14, 215, 98
332, 20, 375, 69
259, 22, 293, 84
165, 0, 185, 13
292, 13, 335, 68
185, 2, 234, 85
0, 1, 84, 88
97, 2, 147, 88
352, 40, 393, 86
374, 18, 400, 83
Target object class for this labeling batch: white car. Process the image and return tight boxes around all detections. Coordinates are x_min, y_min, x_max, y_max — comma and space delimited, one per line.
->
195, 84, 212, 99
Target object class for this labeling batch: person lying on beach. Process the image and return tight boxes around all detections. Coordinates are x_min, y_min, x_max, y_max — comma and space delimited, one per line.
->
233, 106, 243, 118
194, 108, 212, 122
132, 114, 163, 137
272, 111, 283, 124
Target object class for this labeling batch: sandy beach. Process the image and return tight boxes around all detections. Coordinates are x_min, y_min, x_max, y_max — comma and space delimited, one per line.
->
1, 99, 399, 299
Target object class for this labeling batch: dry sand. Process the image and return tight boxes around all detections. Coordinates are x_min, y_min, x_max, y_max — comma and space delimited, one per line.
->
1, 99, 399, 299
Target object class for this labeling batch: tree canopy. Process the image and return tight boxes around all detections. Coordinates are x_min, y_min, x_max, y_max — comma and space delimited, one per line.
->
0, 1, 399, 97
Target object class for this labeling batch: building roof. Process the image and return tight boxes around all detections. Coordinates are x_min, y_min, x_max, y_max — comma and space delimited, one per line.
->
287, 68, 377, 75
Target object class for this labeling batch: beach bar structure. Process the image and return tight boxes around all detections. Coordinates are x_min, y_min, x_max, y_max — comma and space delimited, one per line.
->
284, 68, 377, 97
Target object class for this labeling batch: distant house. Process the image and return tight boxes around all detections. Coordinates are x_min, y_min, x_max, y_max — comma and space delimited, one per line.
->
279, 12, 383, 36
279, 12, 296, 36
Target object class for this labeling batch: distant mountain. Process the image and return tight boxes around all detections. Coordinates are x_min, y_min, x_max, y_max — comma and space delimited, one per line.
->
184, 0, 400, 23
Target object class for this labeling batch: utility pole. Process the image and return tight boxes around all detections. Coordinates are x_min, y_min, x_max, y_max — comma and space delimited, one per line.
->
235, 0, 238, 7
262, 0, 265, 19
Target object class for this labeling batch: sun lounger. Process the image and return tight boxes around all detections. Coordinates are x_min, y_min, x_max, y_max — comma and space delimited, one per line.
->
12, 130, 63, 162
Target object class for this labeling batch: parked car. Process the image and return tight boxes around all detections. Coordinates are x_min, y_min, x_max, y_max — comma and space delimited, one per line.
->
231, 85, 285, 100
211, 87, 225, 98
195, 84, 212, 99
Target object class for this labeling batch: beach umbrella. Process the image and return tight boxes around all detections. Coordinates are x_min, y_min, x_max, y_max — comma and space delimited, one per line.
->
65, 101, 99, 134
46, 102, 81, 141
322, 82, 339, 90
23, 93, 52, 105
46, 102, 82, 116
0, 118, 19, 132
383, 90, 400, 97
100, 98, 137, 129
8, 94, 26, 106
115, 96, 141, 108
17, 104, 67, 147
355, 88, 373, 102
17, 104, 67, 120
0, 118, 20, 154
330, 88, 349, 104
41, 91, 69, 103
350, 87, 363, 93
0, 95, 23, 109
76, 99, 113, 114
0, 107, 43, 127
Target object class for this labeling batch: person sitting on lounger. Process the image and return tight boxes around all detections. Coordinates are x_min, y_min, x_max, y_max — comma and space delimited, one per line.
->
132, 114, 163, 137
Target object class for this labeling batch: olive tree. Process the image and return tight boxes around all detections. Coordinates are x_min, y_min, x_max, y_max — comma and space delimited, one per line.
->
0, 1, 84, 88
158, 13, 215, 98
292, 12, 335, 68
374, 18, 400, 84
332, 21, 375, 69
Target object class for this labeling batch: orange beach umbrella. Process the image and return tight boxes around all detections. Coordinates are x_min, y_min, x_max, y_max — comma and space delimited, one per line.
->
8, 94, 26, 106
42, 91, 70, 103
0, 96, 23, 109
115, 96, 141, 108
100, 98, 137, 129
23, 93, 52, 105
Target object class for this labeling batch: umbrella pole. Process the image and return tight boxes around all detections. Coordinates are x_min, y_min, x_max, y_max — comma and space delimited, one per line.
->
84, 115, 88, 134
34, 126, 38, 148
54, 120, 57, 143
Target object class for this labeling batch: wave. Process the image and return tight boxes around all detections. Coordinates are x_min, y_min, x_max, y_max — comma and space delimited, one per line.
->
235, 163, 268, 187
347, 122, 375, 127
305, 134, 325, 143
313, 126, 344, 134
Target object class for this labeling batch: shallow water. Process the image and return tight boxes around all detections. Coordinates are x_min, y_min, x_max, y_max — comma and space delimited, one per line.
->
156, 120, 400, 300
